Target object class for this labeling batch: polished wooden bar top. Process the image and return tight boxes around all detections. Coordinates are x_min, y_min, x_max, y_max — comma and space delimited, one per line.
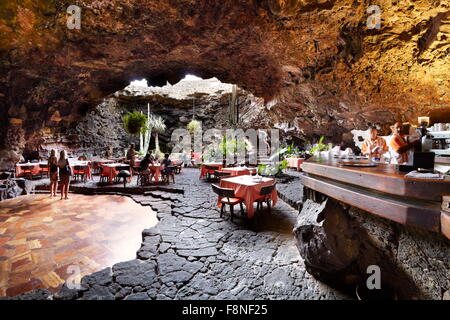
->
302, 157, 450, 202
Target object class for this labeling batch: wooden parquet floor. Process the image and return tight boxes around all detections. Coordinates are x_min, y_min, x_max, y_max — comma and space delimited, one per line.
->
0, 194, 157, 296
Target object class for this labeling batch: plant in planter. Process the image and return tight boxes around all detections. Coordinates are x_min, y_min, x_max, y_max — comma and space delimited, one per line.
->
257, 160, 288, 176
309, 136, 329, 156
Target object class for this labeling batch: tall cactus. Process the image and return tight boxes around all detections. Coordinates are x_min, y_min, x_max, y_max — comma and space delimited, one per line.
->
139, 103, 152, 155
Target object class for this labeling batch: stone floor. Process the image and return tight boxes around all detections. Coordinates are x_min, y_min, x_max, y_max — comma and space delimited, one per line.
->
2, 168, 349, 300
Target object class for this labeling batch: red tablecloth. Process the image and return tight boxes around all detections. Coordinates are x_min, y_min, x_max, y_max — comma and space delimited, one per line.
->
94, 159, 115, 166
170, 159, 182, 166
101, 164, 131, 184
219, 175, 278, 218
15, 163, 42, 177
221, 167, 257, 177
286, 157, 305, 171
200, 163, 223, 179
149, 165, 162, 182
15, 161, 92, 179
192, 153, 202, 162
71, 161, 92, 180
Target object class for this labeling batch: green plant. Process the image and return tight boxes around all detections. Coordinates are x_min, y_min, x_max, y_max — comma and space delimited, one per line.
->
151, 115, 166, 153
219, 136, 247, 157
123, 111, 148, 136
269, 142, 304, 162
309, 136, 328, 155
136, 150, 146, 157
187, 119, 201, 133
257, 160, 288, 176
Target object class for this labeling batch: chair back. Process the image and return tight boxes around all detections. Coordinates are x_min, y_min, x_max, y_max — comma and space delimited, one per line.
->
211, 184, 235, 198
260, 183, 276, 196
116, 165, 130, 171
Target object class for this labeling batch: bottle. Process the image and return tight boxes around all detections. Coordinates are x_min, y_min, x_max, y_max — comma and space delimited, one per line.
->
421, 134, 432, 152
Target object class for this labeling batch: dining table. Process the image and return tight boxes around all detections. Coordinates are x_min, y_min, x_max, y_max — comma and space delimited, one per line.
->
15, 160, 92, 179
101, 163, 131, 184
71, 161, 93, 180
199, 163, 224, 179
148, 165, 162, 182
15, 162, 43, 177
219, 175, 278, 218
220, 167, 257, 177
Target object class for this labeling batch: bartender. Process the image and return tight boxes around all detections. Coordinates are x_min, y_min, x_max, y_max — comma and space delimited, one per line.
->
361, 126, 388, 159
389, 122, 418, 164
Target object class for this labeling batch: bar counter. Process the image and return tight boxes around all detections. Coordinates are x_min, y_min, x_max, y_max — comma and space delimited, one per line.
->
300, 157, 450, 238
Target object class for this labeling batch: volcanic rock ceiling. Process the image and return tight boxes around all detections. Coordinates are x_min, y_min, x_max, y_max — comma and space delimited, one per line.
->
0, 0, 449, 150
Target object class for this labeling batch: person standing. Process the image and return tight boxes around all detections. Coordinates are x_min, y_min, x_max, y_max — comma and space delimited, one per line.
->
58, 150, 72, 200
361, 126, 388, 159
48, 149, 58, 197
389, 122, 418, 164
126, 143, 136, 167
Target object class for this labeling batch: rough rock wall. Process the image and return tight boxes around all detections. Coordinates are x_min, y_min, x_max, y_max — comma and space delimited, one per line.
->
0, 85, 260, 168
0, 1, 449, 153
294, 195, 450, 300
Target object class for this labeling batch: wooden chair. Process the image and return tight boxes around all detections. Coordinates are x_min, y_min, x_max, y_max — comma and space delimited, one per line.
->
255, 183, 277, 213
214, 170, 231, 181
204, 165, 219, 181
211, 184, 244, 221
21, 165, 34, 180
39, 164, 49, 179
137, 170, 152, 185
162, 166, 176, 184
92, 161, 102, 175
73, 165, 89, 182
99, 166, 109, 184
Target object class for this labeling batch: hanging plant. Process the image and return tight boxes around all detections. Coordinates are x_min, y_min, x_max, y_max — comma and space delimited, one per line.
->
122, 111, 148, 136
187, 119, 201, 133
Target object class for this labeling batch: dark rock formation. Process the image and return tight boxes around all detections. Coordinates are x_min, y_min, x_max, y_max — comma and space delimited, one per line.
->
0, 178, 33, 201
294, 194, 450, 300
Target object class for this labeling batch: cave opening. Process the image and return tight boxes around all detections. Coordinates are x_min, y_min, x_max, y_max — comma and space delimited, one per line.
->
24, 72, 264, 163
